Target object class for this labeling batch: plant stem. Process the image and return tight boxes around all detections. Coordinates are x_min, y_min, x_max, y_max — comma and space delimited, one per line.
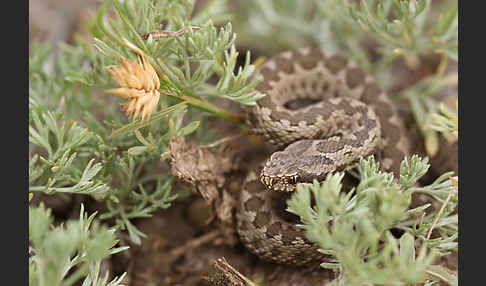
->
163, 91, 247, 125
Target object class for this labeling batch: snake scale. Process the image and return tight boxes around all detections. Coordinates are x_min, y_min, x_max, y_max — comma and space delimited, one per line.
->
236, 48, 410, 266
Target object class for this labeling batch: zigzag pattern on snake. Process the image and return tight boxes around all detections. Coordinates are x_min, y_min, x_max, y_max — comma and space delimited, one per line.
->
236, 48, 410, 266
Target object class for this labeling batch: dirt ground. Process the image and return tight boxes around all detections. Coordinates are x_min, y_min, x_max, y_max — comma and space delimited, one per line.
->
29, 0, 458, 285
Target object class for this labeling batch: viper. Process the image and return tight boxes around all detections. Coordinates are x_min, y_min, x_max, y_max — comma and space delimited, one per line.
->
236, 48, 410, 266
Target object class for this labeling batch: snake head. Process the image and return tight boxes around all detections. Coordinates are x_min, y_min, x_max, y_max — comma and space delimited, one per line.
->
261, 151, 299, 192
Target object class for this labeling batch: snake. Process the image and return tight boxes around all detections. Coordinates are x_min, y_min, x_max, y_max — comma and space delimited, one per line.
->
235, 48, 410, 266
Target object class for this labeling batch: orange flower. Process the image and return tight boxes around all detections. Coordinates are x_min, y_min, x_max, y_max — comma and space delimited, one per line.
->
105, 40, 161, 121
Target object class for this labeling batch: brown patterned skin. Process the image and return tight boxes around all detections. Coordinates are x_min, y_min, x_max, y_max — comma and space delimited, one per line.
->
236, 48, 410, 266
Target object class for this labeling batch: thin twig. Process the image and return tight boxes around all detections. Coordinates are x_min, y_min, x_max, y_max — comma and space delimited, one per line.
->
426, 176, 458, 239
201, 134, 243, 149
168, 229, 221, 262
435, 52, 449, 78
209, 257, 258, 286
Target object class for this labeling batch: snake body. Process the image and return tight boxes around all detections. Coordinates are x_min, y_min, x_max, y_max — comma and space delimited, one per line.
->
236, 48, 410, 266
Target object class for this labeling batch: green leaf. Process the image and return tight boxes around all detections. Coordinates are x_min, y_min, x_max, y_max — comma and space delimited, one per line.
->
177, 120, 200, 137
109, 102, 187, 138
399, 232, 416, 264
128, 146, 148, 156
124, 219, 146, 245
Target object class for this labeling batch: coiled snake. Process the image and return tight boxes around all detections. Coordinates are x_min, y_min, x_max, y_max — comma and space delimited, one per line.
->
236, 48, 410, 266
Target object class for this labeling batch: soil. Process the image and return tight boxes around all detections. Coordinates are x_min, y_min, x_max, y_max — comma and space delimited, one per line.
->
29, 0, 458, 285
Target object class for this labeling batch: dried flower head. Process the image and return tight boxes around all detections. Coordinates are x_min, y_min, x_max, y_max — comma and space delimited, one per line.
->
105, 40, 161, 121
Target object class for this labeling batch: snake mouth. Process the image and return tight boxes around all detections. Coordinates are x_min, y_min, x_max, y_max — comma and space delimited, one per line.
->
260, 173, 298, 192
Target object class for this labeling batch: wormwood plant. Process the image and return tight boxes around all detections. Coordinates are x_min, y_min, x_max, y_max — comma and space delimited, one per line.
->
29, 0, 262, 283
287, 156, 457, 286
29, 0, 261, 239
29, 203, 128, 286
